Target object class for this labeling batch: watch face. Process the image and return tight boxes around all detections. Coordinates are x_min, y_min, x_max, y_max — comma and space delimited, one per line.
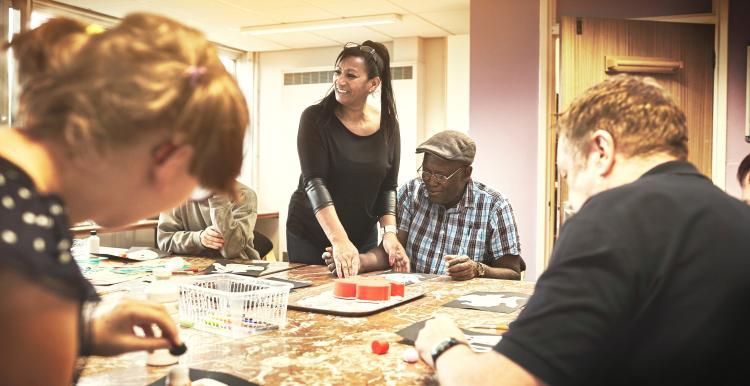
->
383, 225, 397, 234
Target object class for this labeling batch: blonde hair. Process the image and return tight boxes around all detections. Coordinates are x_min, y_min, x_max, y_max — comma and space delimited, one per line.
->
558, 75, 688, 161
6, 13, 248, 193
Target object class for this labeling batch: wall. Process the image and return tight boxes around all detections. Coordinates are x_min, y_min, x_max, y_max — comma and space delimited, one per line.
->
248, 46, 336, 256
470, 0, 542, 280
423, 37, 447, 140
447, 35, 470, 134
725, 0, 750, 197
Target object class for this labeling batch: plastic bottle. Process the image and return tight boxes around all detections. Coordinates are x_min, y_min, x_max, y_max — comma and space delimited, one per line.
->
87, 230, 100, 256
166, 365, 191, 386
146, 268, 179, 314
145, 268, 180, 366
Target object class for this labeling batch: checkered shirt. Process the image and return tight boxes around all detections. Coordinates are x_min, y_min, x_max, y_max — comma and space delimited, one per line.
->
397, 178, 521, 274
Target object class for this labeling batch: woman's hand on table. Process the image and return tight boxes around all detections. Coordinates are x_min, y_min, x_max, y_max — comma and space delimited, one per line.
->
382, 232, 410, 272
331, 238, 360, 278
90, 298, 181, 356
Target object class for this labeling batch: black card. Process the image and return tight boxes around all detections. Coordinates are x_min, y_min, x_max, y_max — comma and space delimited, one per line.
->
201, 259, 269, 277
148, 368, 258, 386
395, 319, 502, 353
442, 291, 529, 313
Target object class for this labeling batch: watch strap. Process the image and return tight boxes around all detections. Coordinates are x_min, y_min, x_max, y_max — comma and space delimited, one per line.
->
431, 337, 466, 366
382, 224, 398, 234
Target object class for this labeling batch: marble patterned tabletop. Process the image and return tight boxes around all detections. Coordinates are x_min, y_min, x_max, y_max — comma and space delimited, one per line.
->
78, 264, 536, 386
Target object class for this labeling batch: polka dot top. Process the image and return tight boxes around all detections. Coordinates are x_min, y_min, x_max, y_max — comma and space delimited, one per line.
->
0, 156, 96, 302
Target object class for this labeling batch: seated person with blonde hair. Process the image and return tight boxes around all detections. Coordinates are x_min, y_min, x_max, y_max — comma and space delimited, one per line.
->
157, 181, 260, 260
0, 13, 248, 384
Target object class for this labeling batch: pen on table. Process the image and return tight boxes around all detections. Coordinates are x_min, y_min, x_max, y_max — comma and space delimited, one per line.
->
467, 323, 510, 331
172, 268, 200, 275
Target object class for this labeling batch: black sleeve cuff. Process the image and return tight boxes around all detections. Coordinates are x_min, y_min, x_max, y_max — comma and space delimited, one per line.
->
305, 178, 334, 214
494, 334, 564, 386
377, 189, 397, 217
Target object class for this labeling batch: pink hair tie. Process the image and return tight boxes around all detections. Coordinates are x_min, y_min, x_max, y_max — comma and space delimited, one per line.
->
185, 65, 207, 88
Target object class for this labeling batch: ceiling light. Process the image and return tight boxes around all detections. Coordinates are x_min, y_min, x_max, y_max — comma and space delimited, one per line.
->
241, 13, 401, 36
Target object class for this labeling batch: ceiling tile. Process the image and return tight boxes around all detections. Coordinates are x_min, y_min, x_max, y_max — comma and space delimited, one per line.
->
53, 0, 146, 17
311, 26, 393, 45
218, 0, 311, 11
303, 0, 403, 17
53, 0, 470, 51
203, 28, 291, 51
258, 31, 341, 49
247, 5, 338, 23
369, 13, 448, 38
386, 0, 469, 13
419, 9, 469, 35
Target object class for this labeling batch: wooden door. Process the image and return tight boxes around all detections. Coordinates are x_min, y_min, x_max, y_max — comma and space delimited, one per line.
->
555, 16, 714, 236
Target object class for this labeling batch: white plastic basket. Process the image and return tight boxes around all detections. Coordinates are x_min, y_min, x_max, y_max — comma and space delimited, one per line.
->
178, 274, 293, 338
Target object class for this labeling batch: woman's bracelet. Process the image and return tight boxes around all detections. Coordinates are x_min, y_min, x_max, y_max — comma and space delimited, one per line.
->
79, 300, 99, 356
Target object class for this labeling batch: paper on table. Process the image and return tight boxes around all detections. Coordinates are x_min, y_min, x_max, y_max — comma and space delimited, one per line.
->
373, 272, 435, 285
83, 257, 186, 286
443, 291, 529, 314
396, 319, 502, 352
201, 259, 269, 277
85, 269, 150, 286
147, 368, 258, 386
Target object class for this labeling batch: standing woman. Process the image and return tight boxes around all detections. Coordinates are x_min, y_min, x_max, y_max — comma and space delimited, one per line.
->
287, 41, 408, 277
0, 14, 248, 384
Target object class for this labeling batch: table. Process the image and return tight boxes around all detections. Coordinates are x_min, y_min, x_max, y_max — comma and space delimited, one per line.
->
90, 257, 305, 293
176, 257, 303, 276
78, 265, 535, 385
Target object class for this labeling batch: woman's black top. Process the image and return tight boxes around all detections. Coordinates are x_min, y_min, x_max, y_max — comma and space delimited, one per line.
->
287, 104, 400, 249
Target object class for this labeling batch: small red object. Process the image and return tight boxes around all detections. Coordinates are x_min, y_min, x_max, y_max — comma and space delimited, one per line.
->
356, 278, 391, 301
388, 281, 405, 297
371, 340, 389, 355
333, 278, 358, 298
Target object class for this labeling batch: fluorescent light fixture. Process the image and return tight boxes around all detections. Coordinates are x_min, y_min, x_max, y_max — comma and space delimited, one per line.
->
241, 13, 401, 36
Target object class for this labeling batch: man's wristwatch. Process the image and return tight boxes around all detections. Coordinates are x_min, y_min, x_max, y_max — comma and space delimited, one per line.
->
382, 225, 398, 235
431, 337, 467, 366
475, 261, 486, 277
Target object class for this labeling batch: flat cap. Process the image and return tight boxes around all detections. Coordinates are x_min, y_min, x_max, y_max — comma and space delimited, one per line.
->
416, 130, 476, 165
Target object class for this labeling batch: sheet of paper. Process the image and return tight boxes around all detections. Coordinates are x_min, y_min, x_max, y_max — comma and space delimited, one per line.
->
396, 319, 502, 352
443, 291, 529, 313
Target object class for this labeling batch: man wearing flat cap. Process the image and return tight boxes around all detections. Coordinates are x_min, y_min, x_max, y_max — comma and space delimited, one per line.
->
324, 130, 523, 280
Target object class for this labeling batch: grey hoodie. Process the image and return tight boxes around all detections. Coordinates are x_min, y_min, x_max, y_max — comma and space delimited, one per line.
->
157, 181, 260, 260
